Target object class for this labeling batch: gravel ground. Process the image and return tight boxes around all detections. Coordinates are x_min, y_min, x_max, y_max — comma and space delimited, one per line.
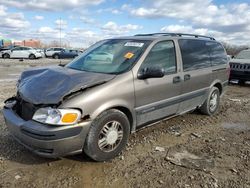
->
0, 59, 249, 188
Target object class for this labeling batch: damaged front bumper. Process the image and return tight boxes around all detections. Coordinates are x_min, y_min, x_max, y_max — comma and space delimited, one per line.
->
3, 101, 92, 158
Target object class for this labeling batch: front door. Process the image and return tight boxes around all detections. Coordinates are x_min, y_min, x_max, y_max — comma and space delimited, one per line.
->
10, 47, 22, 58
133, 40, 182, 127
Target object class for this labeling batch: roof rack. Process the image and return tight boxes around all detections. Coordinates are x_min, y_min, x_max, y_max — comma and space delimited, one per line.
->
134, 33, 215, 41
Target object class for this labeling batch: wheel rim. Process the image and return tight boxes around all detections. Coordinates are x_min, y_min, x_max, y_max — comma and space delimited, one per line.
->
209, 91, 218, 112
98, 121, 123, 152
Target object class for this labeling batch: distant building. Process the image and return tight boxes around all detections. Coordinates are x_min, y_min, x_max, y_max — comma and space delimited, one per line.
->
0, 37, 12, 47
12, 40, 22, 46
13, 39, 41, 48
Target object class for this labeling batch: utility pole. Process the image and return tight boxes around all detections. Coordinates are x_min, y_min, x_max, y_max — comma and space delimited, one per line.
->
59, 17, 61, 48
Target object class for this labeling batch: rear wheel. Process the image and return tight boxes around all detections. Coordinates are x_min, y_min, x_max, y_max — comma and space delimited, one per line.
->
3, 53, 10, 59
84, 109, 130, 161
29, 54, 36, 59
53, 54, 59, 59
200, 87, 220, 116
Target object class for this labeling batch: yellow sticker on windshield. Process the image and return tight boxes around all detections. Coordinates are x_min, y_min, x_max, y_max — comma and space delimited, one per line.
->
124, 52, 134, 59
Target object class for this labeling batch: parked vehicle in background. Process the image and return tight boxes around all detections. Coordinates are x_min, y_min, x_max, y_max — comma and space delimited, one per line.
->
0, 47, 12, 58
229, 49, 250, 84
86, 52, 113, 63
0, 47, 11, 52
3, 33, 228, 161
1, 46, 43, 59
52, 49, 81, 59
45, 47, 64, 57
34, 48, 45, 57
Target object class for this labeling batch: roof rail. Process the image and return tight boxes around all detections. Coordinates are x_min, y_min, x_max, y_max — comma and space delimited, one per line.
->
134, 33, 215, 40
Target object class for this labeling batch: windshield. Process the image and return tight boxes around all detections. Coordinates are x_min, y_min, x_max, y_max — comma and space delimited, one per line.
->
236, 50, 250, 59
66, 39, 151, 74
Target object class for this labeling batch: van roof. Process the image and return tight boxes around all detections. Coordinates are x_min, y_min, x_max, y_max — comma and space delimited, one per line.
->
114, 33, 216, 41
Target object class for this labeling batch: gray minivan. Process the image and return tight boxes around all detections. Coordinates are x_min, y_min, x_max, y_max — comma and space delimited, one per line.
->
3, 33, 229, 161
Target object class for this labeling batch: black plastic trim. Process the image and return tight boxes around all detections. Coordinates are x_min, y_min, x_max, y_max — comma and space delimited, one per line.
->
136, 90, 206, 115
212, 68, 227, 72
20, 126, 82, 141
136, 113, 176, 130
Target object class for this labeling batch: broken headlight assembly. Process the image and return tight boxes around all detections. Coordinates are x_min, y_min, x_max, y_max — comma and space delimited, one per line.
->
32, 107, 81, 125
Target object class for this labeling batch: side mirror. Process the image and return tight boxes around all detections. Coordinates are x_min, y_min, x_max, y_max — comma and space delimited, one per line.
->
138, 66, 165, 79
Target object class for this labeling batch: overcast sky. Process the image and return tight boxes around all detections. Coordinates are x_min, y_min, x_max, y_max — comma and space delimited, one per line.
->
0, 0, 249, 47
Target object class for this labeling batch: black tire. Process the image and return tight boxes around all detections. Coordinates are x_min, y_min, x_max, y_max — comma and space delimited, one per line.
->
84, 109, 130, 162
3, 53, 10, 59
238, 80, 245, 85
53, 54, 59, 59
29, 54, 36, 59
200, 87, 220, 116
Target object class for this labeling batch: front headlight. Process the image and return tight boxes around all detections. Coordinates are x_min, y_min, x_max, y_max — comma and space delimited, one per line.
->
32, 107, 81, 125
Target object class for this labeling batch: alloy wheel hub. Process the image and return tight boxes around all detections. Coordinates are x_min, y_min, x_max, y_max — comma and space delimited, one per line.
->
210, 92, 218, 111
98, 121, 123, 152
106, 130, 119, 145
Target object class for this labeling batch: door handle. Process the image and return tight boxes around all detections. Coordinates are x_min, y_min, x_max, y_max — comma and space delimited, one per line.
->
173, 76, 181, 83
184, 74, 191, 81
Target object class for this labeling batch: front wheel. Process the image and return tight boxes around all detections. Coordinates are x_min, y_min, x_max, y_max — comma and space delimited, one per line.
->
200, 87, 220, 116
3, 53, 10, 59
84, 109, 130, 161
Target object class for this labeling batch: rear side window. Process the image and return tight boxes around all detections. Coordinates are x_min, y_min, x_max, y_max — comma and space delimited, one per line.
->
207, 42, 227, 66
13, 47, 22, 51
141, 41, 176, 74
22, 47, 30, 50
179, 39, 211, 71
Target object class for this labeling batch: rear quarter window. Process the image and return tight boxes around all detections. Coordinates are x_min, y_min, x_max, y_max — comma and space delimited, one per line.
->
178, 39, 211, 71
207, 42, 228, 66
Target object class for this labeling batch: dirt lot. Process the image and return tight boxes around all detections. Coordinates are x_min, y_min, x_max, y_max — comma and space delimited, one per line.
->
0, 59, 249, 188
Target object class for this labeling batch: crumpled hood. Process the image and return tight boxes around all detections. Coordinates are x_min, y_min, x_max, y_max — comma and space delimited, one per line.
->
18, 66, 115, 105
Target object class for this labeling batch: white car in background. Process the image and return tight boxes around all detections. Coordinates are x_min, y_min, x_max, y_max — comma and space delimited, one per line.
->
1, 46, 43, 59
45, 47, 65, 57
34, 48, 45, 57
86, 52, 114, 63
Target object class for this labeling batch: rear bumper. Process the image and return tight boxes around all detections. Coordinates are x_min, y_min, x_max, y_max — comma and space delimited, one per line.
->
3, 107, 92, 158
35, 53, 43, 58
